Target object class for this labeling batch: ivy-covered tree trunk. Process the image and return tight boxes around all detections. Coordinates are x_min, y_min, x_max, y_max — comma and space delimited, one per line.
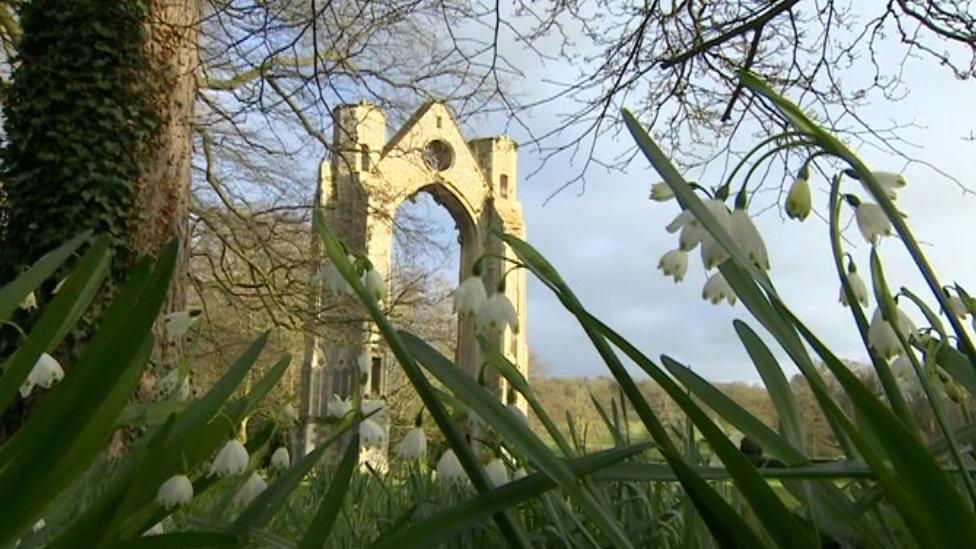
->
0, 1, 157, 338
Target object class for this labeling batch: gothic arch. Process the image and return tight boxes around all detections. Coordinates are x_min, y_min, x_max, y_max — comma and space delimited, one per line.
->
298, 100, 528, 457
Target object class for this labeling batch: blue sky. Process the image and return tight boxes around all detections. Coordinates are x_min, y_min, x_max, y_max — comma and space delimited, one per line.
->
395, 19, 976, 383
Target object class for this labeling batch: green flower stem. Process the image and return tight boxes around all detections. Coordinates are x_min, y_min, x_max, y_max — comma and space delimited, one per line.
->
721, 131, 807, 191
827, 177, 915, 426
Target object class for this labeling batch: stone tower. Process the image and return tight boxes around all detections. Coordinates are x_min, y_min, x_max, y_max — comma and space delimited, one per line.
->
298, 101, 529, 459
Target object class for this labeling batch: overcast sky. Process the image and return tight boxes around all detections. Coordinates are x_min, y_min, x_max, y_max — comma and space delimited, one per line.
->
393, 11, 976, 384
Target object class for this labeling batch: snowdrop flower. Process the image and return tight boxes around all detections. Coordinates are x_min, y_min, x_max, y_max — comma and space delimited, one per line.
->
649, 182, 674, 202
477, 292, 519, 333
854, 202, 892, 245
867, 171, 907, 200
839, 268, 870, 307
362, 267, 386, 301
729, 207, 769, 271
666, 210, 692, 234
395, 427, 427, 460
507, 403, 528, 426
657, 249, 688, 283
700, 235, 729, 270
454, 275, 488, 316
282, 403, 300, 424
484, 458, 510, 487
436, 449, 467, 485
357, 353, 371, 377
513, 467, 528, 481
326, 395, 351, 419
156, 368, 190, 401
164, 310, 201, 338
269, 447, 290, 470
890, 356, 923, 400
318, 255, 356, 295
696, 199, 732, 268
209, 439, 249, 477
233, 472, 267, 507
868, 307, 917, 359
679, 220, 706, 251
785, 172, 812, 221
666, 210, 705, 251
32, 519, 45, 533
156, 474, 193, 509
946, 295, 969, 319
702, 272, 737, 306
19, 291, 37, 311
361, 399, 386, 416
51, 278, 66, 295
359, 418, 386, 448
19, 353, 65, 398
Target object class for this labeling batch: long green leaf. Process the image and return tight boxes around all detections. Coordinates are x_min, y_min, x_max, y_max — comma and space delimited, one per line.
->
0, 235, 111, 415
297, 431, 361, 548
369, 443, 649, 549
0, 231, 90, 322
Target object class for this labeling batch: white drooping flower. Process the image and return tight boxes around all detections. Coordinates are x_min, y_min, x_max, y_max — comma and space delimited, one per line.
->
317, 255, 356, 296
665, 209, 704, 252
729, 207, 769, 271
855, 202, 893, 245
507, 403, 529, 426
484, 458, 510, 487
156, 474, 194, 509
326, 395, 351, 419
436, 449, 467, 485
657, 249, 688, 283
362, 267, 386, 301
357, 353, 371, 377
19, 353, 65, 398
395, 427, 427, 460
453, 276, 487, 316
946, 295, 969, 319
477, 293, 519, 333
20, 291, 37, 311
361, 399, 386, 416
889, 355, 923, 400
209, 439, 249, 477
666, 210, 692, 233
164, 310, 201, 339
282, 403, 300, 424
269, 447, 290, 470
839, 269, 870, 307
649, 182, 674, 202
359, 418, 386, 448
233, 472, 267, 507
700, 235, 730, 270
868, 307, 917, 359
156, 368, 190, 401
785, 174, 812, 221
51, 278, 66, 295
867, 171, 907, 200
702, 272, 737, 306
697, 199, 732, 269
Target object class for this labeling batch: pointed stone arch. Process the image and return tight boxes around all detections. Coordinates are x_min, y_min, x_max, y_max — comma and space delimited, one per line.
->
299, 101, 529, 457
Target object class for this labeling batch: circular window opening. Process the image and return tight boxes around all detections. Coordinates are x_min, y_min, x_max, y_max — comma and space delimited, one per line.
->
423, 140, 454, 172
